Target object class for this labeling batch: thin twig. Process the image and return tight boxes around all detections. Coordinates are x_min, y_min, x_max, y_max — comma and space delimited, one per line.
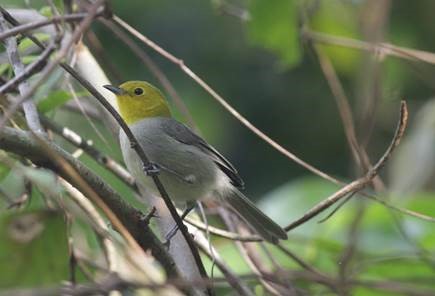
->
0, 2, 103, 131
61, 179, 117, 273
0, 12, 99, 41
100, 19, 198, 131
0, 126, 179, 278
112, 15, 340, 185
1, 9, 209, 286
0, 40, 57, 95
0, 11, 44, 133
195, 235, 254, 296
40, 115, 136, 187
303, 29, 435, 65
285, 101, 408, 232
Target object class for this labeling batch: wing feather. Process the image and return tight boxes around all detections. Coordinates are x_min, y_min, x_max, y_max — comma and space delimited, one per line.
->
161, 119, 244, 189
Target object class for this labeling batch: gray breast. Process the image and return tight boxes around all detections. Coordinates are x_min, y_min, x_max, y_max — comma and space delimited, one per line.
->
119, 118, 221, 203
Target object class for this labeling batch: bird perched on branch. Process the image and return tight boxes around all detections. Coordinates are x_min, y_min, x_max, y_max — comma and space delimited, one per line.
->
104, 81, 287, 243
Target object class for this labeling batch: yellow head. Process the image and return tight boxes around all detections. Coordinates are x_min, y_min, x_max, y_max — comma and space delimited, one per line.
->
104, 81, 171, 125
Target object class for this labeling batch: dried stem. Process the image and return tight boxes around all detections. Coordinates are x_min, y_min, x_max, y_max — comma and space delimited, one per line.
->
0, 40, 57, 95
0, 11, 44, 133
285, 101, 408, 232
0, 12, 100, 41
112, 15, 339, 185
0, 2, 103, 130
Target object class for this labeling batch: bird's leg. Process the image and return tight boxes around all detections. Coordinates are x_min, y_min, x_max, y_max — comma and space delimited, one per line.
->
164, 204, 196, 245
144, 162, 195, 184
140, 206, 157, 226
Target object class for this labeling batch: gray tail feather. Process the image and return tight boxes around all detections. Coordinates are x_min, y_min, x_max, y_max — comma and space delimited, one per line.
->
224, 189, 288, 244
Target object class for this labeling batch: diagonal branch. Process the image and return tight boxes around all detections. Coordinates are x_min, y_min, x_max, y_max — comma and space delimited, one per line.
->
285, 101, 408, 232
0, 1, 103, 131
112, 15, 340, 185
0, 126, 178, 279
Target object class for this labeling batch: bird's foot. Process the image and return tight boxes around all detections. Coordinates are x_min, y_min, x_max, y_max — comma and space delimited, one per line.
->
163, 205, 195, 244
143, 162, 160, 176
140, 207, 157, 225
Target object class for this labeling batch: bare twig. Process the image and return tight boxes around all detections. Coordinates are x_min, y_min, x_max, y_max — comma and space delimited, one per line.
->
61, 179, 118, 272
195, 237, 254, 296
0, 11, 44, 133
0, 40, 57, 95
0, 127, 178, 278
303, 29, 435, 65
0, 12, 99, 41
1, 9, 209, 286
275, 243, 338, 292
40, 115, 136, 187
112, 15, 339, 185
100, 19, 198, 131
285, 101, 408, 232
0, 1, 103, 131
185, 216, 262, 242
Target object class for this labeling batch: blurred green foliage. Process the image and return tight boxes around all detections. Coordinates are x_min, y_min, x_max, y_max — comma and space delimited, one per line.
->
0, 210, 68, 288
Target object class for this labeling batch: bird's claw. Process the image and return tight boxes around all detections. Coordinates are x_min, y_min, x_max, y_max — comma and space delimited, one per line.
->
143, 162, 160, 176
164, 225, 179, 246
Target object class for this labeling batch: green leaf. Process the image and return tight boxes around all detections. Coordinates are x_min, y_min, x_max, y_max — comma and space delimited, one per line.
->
21, 55, 40, 65
247, 0, 301, 67
18, 34, 50, 52
310, 0, 361, 74
37, 90, 73, 113
0, 63, 10, 76
0, 210, 69, 288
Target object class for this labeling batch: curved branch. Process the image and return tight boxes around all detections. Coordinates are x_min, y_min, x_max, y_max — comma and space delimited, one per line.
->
285, 101, 408, 232
0, 127, 178, 279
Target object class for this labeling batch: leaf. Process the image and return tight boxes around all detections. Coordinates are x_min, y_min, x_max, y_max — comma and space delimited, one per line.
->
0, 210, 69, 288
0, 63, 10, 76
37, 90, 73, 113
247, 0, 301, 67
21, 55, 40, 65
310, 0, 361, 74
18, 34, 50, 52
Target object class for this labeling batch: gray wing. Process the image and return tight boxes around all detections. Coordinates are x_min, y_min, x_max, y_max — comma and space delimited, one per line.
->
161, 118, 245, 189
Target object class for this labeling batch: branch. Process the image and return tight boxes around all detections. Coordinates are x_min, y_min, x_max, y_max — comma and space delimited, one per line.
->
0, 39, 57, 95
40, 115, 136, 188
100, 19, 198, 131
0, 9, 209, 288
0, 126, 178, 279
109, 12, 435, 228
303, 29, 435, 65
285, 101, 408, 232
0, 12, 99, 41
0, 2, 102, 131
111, 15, 340, 185
0, 11, 44, 133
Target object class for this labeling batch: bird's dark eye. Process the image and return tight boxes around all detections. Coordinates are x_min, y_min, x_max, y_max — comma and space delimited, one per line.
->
134, 88, 143, 95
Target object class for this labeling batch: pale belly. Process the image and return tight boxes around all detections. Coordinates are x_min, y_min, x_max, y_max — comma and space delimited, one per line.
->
119, 119, 223, 203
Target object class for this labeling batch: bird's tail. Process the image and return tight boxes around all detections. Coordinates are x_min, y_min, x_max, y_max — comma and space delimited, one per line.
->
224, 189, 287, 244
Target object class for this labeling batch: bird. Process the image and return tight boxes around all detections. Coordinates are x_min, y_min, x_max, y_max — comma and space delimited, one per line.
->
104, 81, 287, 243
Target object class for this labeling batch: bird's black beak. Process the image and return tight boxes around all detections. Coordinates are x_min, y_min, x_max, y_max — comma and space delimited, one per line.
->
103, 85, 125, 95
